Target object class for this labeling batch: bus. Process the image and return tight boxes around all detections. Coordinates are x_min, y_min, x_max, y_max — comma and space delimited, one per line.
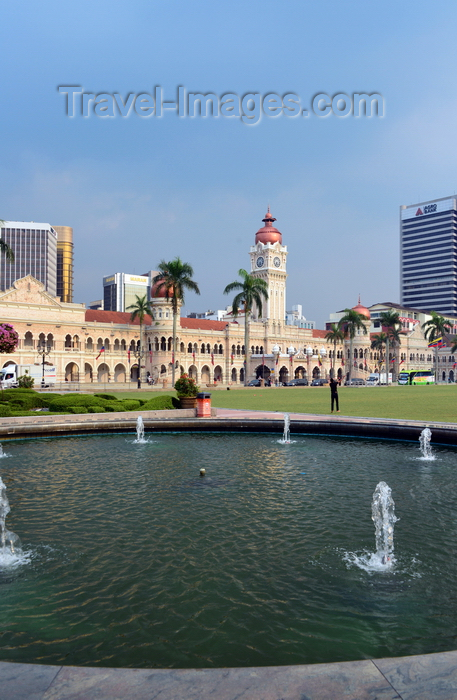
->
398, 370, 435, 385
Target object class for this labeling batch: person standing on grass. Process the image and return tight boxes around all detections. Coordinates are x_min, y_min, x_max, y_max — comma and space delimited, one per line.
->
330, 376, 340, 413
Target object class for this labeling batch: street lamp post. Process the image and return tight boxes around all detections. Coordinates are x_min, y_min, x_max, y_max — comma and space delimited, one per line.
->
306, 345, 313, 384
272, 344, 280, 386
287, 346, 296, 382
133, 346, 144, 389
319, 346, 327, 379
37, 342, 52, 389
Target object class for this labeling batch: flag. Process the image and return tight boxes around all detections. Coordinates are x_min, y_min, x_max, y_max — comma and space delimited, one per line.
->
231, 353, 234, 365
211, 352, 214, 365
390, 357, 395, 363
354, 360, 357, 368
428, 337, 445, 348
96, 346, 105, 360
127, 350, 131, 364
341, 358, 345, 366
318, 356, 322, 367
400, 358, 405, 365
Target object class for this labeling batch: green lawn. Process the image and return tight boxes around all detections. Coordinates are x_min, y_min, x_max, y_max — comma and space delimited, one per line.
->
107, 385, 457, 423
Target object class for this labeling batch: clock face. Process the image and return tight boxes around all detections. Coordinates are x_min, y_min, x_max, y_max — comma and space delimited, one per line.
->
256, 256, 265, 268
274, 256, 281, 268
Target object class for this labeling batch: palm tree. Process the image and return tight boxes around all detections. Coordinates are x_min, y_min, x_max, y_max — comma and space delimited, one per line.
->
422, 311, 451, 383
371, 332, 388, 376
224, 269, 268, 386
338, 308, 368, 384
324, 323, 345, 379
0, 220, 14, 262
153, 258, 200, 387
127, 294, 153, 387
379, 310, 400, 384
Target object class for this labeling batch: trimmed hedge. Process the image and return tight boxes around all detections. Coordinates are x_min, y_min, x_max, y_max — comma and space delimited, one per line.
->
141, 395, 180, 411
121, 400, 141, 411
0, 404, 12, 417
94, 393, 117, 401
66, 406, 89, 414
88, 405, 106, 413
7, 394, 45, 410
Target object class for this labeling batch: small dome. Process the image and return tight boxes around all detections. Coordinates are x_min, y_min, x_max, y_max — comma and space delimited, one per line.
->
151, 282, 173, 299
255, 207, 282, 245
352, 296, 370, 319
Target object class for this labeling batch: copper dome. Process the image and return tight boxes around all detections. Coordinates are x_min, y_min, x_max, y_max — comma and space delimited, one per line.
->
255, 207, 282, 245
352, 296, 370, 319
151, 281, 173, 299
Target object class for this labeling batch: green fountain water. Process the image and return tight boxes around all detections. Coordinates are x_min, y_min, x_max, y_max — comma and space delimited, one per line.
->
0, 431, 455, 670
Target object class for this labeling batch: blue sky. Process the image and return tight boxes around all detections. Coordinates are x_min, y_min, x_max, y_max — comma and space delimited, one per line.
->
1, 0, 457, 326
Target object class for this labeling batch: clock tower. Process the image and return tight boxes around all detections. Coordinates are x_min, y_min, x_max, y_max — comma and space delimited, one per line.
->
250, 208, 288, 322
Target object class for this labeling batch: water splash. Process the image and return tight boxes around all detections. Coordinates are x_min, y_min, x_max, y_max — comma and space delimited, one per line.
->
0, 476, 25, 568
132, 416, 151, 444
277, 413, 294, 444
419, 428, 434, 460
344, 481, 398, 572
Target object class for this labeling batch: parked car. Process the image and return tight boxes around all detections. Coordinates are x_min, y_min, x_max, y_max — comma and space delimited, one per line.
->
310, 378, 328, 386
285, 378, 308, 386
344, 378, 366, 386
247, 378, 271, 387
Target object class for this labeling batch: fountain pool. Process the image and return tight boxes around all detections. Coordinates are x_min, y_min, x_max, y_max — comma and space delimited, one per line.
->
0, 431, 456, 670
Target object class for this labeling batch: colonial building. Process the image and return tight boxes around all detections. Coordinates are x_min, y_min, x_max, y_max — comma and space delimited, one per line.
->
0, 211, 456, 386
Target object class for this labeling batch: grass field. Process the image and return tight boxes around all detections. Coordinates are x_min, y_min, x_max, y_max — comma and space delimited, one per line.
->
107, 385, 457, 423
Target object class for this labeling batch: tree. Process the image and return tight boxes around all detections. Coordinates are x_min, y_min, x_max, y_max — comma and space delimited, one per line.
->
126, 294, 153, 387
0, 220, 14, 262
324, 323, 345, 379
338, 309, 368, 384
371, 332, 388, 375
153, 258, 200, 387
422, 311, 451, 383
379, 310, 401, 383
224, 269, 268, 386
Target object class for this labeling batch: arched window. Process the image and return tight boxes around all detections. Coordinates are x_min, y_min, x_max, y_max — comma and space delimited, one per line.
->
236, 345, 241, 356
114, 339, 120, 351
65, 334, 72, 349
251, 346, 255, 353
201, 344, 206, 353
180, 342, 185, 353
121, 339, 126, 351
86, 337, 93, 351
160, 337, 166, 351
188, 343, 192, 353
47, 333, 54, 348
167, 337, 173, 351
154, 337, 159, 351
97, 337, 103, 350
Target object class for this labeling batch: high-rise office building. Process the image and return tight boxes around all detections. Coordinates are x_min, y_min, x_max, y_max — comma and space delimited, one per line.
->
103, 273, 150, 312
0, 221, 58, 296
400, 196, 457, 315
53, 225, 74, 302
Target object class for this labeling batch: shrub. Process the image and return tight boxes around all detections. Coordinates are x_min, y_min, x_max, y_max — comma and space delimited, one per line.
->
121, 400, 141, 411
0, 404, 12, 417
104, 402, 126, 412
141, 395, 179, 411
88, 405, 106, 413
174, 373, 199, 397
94, 393, 117, 401
7, 394, 45, 410
17, 374, 35, 388
66, 406, 89, 414
0, 324, 19, 353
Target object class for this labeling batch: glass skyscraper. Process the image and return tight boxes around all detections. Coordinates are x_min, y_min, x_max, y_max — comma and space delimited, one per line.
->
0, 221, 58, 297
400, 196, 457, 315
